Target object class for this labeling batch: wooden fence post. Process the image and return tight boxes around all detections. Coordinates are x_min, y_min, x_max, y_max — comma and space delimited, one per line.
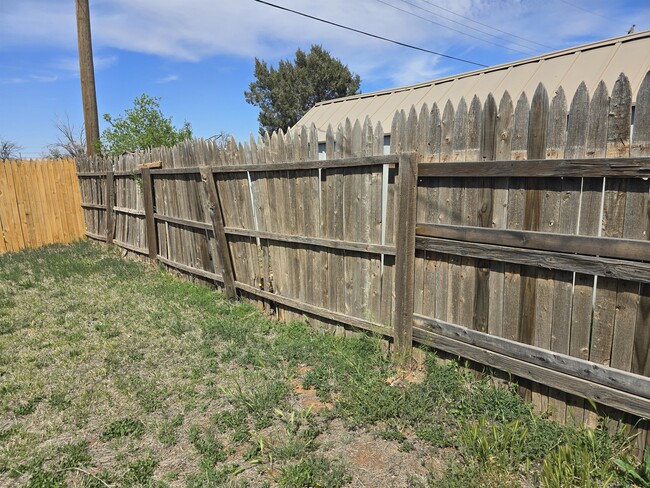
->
138, 163, 159, 261
199, 166, 237, 300
393, 152, 418, 367
105, 169, 114, 244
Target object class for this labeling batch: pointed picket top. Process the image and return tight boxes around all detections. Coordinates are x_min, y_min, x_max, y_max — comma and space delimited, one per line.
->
481, 93, 498, 161
326, 124, 335, 159
236, 141, 245, 166
248, 134, 259, 164
309, 123, 319, 160
225, 135, 238, 166
275, 128, 286, 163
467, 95, 483, 161
527, 82, 549, 160
262, 131, 271, 153
586, 80, 609, 158
335, 123, 344, 159
351, 118, 363, 157
362, 116, 373, 156
428, 103, 442, 162
299, 125, 309, 162
417, 103, 430, 157
213, 138, 224, 166
244, 141, 254, 164
256, 134, 267, 164
286, 128, 297, 163
603, 73, 631, 157
452, 97, 469, 161
194, 139, 205, 166
631, 70, 650, 157
565, 82, 589, 159
512, 92, 530, 160
546, 87, 568, 159
267, 131, 277, 163
441, 99, 455, 162
374, 121, 385, 156
293, 127, 301, 162
405, 105, 418, 153
392, 110, 403, 153
204, 139, 215, 167
390, 110, 401, 154
340, 118, 350, 157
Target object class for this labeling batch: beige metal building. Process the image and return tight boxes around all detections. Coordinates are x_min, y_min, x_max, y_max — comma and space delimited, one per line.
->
295, 30, 650, 144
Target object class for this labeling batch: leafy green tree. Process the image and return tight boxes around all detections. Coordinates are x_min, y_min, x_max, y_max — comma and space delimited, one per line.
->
245, 45, 361, 134
100, 94, 192, 155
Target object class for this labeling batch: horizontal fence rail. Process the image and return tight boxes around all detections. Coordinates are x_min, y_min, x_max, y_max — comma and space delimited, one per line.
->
77, 71, 650, 454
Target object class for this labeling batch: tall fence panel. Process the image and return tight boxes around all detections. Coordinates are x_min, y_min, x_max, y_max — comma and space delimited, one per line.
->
76, 71, 650, 454
0, 158, 85, 253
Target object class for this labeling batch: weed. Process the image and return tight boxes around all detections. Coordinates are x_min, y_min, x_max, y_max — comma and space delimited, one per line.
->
377, 428, 407, 443
460, 416, 529, 471
187, 463, 246, 487
122, 457, 158, 486
158, 415, 183, 446
48, 391, 71, 411
56, 440, 92, 469
416, 425, 454, 448
136, 384, 166, 413
0, 424, 19, 443
14, 396, 43, 416
438, 461, 519, 488
81, 469, 118, 487
220, 373, 289, 420
188, 425, 228, 468
100, 418, 145, 441
399, 441, 414, 452
277, 456, 350, 488
536, 426, 627, 487
25, 468, 65, 488
614, 449, 650, 487
540, 442, 614, 487
214, 409, 248, 433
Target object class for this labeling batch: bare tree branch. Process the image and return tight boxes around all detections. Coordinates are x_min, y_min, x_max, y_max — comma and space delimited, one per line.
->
0, 138, 24, 160
47, 115, 86, 159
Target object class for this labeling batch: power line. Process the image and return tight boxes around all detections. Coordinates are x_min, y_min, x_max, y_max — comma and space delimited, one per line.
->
554, 0, 622, 22
375, 0, 537, 56
394, 0, 545, 53
252, 0, 488, 67
415, 0, 554, 50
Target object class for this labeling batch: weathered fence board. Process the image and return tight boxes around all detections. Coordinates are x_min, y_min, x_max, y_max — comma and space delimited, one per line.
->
76, 72, 650, 454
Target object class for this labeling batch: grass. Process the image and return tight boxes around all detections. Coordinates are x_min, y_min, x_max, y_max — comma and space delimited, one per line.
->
0, 241, 644, 487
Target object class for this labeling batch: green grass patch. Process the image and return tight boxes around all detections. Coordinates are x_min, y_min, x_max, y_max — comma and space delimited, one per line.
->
101, 418, 145, 441
0, 242, 642, 487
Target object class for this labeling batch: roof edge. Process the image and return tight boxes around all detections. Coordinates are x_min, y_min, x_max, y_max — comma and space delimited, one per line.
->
311, 29, 650, 108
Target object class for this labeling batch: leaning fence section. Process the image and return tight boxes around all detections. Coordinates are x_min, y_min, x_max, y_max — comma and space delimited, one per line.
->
77, 71, 650, 454
0, 158, 85, 253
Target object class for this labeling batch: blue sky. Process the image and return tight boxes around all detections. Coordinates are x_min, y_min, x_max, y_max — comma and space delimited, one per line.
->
1, 0, 648, 157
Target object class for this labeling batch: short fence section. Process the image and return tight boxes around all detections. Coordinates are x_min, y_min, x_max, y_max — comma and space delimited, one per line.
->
0, 158, 85, 253
77, 71, 650, 453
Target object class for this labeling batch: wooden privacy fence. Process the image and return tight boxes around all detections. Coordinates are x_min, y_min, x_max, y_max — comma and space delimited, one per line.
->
0, 158, 85, 253
77, 71, 650, 452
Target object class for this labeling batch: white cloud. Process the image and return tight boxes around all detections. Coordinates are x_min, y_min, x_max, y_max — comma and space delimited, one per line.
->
1, 74, 59, 84
155, 74, 180, 83
53, 55, 118, 73
1, 0, 648, 87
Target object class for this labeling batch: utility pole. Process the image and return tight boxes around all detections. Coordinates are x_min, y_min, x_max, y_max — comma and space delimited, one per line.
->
76, 0, 100, 156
